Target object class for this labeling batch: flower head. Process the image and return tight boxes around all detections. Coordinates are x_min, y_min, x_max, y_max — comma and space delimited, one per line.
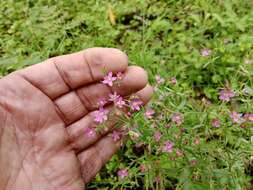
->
129, 98, 143, 111
171, 113, 184, 125
102, 72, 117, 87
93, 107, 109, 124
117, 169, 128, 179
194, 137, 200, 145
229, 111, 242, 123
155, 75, 165, 84
111, 130, 121, 142
116, 72, 123, 80
115, 96, 125, 108
201, 48, 212, 57
244, 113, 253, 122
109, 92, 120, 102
98, 98, 107, 107
211, 118, 220, 128
176, 149, 184, 157
145, 108, 155, 119
219, 89, 235, 102
153, 131, 162, 142
170, 77, 177, 85
84, 127, 96, 138
190, 159, 198, 166
139, 164, 147, 173
109, 92, 125, 108
163, 140, 174, 153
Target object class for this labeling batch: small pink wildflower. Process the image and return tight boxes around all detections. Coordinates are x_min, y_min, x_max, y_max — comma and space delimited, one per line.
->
171, 113, 183, 125
116, 72, 123, 80
109, 92, 120, 102
117, 169, 128, 179
130, 98, 143, 111
244, 58, 252, 64
153, 131, 162, 142
211, 118, 220, 128
201, 48, 212, 57
127, 112, 132, 117
93, 107, 109, 124
163, 140, 174, 153
98, 98, 107, 107
229, 111, 242, 123
109, 92, 126, 108
145, 108, 155, 119
244, 113, 253, 122
155, 75, 165, 84
115, 97, 125, 108
170, 77, 177, 85
102, 72, 117, 87
194, 137, 200, 145
176, 149, 184, 157
190, 159, 198, 166
219, 89, 235, 102
111, 130, 121, 142
139, 164, 147, 173
84, 127, 96, 138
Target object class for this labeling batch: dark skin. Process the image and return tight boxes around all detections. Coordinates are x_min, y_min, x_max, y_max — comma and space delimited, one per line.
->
0, 48, 153, 190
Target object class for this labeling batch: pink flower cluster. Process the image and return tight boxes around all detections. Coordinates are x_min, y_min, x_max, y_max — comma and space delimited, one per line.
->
163, 140, 174, 153
201, 48, 212, 57
117, 168, 128, 179
171, 113, 184, 125
87, 72, 148, 139
219, 89, 235, 102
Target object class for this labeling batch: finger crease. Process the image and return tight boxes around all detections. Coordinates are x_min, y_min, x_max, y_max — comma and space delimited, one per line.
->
83, 53, 95, 82
52, 59, 72, 90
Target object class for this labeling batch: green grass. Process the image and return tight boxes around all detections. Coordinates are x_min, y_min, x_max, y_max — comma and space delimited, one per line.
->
1, 0, 253, 189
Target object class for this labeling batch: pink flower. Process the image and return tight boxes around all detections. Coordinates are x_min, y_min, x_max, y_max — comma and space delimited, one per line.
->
244, 58, 252, 64
130, 99, 143, 111
116, 72, 123, 80
145, 108, 155, 119
194, 137, 200, 145
171, 113, 183, 125
98, 98, 107, 107
117, 169, 128, 179
219, 89, 235, 102
109, 92, 120, 102
190, 159, 198, 166
244, 113, 253, 122
155, 75, 165, 84
102, 72, 117, 87
111, 130, 121, 141
84, 127, 96, 138
170, 77, 177, 85
163, 140, 174, 153
93, 107, 109, 124
139, 164, 147, 173
115, 97, 125, 108
153, 131, 162, 142
109, 92, 125, 108
211, 118, 220, 128
201, 48, 212, 57
176, 149, 184, 157
229, 111, 242, 123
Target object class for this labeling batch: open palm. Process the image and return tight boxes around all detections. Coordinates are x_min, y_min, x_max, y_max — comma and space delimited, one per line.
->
0, 48, 153, 190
